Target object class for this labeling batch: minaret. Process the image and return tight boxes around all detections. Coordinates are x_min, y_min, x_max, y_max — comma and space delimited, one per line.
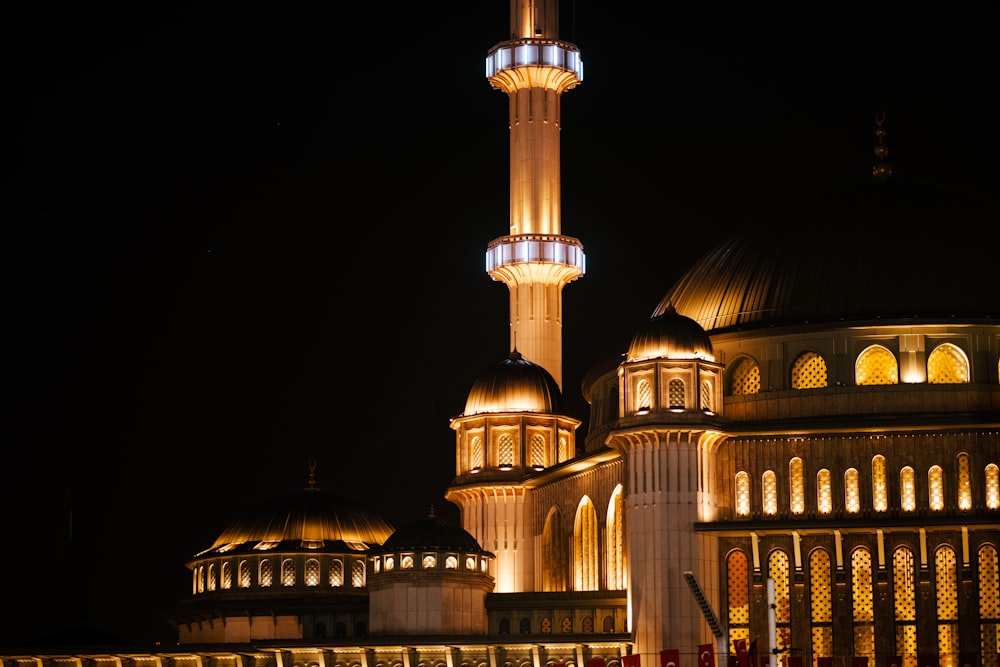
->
485, 0, 585, 390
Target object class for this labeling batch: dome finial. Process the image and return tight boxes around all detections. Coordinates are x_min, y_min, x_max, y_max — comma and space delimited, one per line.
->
304, 459, 319, 491
873, 110, 892, 181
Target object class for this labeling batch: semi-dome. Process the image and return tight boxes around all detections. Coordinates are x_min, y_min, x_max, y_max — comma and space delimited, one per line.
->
462, 349, 562, 415
627, 304, 715, 362
378, 507, 488, 554
202, 473, 395, 555
657, 179, 1000, 334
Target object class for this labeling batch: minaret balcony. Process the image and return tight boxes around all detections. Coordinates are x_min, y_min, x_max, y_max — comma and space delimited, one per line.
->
486, 38, 583, 81
486, 233, 585, 276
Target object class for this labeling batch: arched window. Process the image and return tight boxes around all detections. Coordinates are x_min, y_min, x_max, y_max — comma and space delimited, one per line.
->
768, 550, 792, 653
197, 565, 204, 593
817, 469, 832, 514
845, 468, 860, 513
809, 549, 833, 659
519, 618, 531, 634
497, 433, 515, 468
352, 560, 365, 587
542, 507, 568, 592
423, 554, 436, 569
207, 563, 216, 591
401, 555, 414, 570
935, 546, 959, 661
736, 471, 751, 517
305, 558, 320, 586
499, 618, 511, 634
790, 457, 805, 514
701, 379, 713, 411
986, 463, 1000, 509
561, 617, 573, 633
636, 378, 652, 411
530, 433, 546, 468
558, 435, 570, 463
957, 453, 972, 510
221, 561, 232, 589
574, 496, 599, 591
330, 558, 344, 587
978, 544, 1000, 660
191, 568, 198, 595
582, 616, 594, 633
281, 558, 295, 586
901, 467, 916, 511
446, 555, 458, 569
892, 547, 917, 660
239, 560, 251, 588
872, 455, 888, 512
259, 559, 273, 587
791, 351, 828, 389
727, 550, 750, 647
927, 343, 970, 384
606, 485, 626, 590
471, 436, 483, 470
668, 378, 685, 409
929, 465, 945, 511
762, 470, 778, 515
855, 345, 898, 385
729, 356, 761, 395
851, 547, 875, 664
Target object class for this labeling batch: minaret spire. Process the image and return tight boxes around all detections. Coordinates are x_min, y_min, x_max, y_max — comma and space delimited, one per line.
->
485, 0, 585, 390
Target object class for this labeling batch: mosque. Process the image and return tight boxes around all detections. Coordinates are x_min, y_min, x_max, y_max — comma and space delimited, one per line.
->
4, 2, 998, 667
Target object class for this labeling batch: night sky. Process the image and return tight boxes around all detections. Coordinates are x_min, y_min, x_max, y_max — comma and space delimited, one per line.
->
7, 3, 998, 647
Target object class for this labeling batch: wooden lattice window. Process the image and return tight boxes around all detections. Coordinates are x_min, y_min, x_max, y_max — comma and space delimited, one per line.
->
927, 343, 969, 384
856, 345, 898, 385
792, 351, 828, 389
730, 356, 760, 395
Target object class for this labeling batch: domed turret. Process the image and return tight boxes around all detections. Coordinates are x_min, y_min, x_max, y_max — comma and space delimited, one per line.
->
627, 304, 715, 363
368, 507, 494, 636
462, 349, 562, 415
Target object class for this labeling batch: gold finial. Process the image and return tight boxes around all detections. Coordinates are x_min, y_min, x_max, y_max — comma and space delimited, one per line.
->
873, 110, 892, 181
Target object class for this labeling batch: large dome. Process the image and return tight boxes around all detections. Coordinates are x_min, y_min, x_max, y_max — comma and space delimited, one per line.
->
657, 180, 1000, 333
461, 349, 562, 415
202, 475, 395, 556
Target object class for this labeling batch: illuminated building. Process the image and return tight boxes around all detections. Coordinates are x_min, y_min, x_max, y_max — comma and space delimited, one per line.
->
4, 3, 998, 667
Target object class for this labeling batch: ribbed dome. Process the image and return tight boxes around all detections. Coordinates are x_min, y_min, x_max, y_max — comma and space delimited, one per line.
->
627, 305, 715, 362
462, 349, 562, 415
378, 507, 488, 553
205, 475, 395, 554
657, 180, 1000, 333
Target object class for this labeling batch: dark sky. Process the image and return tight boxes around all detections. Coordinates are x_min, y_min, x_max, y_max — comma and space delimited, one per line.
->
7, 2, 998, 647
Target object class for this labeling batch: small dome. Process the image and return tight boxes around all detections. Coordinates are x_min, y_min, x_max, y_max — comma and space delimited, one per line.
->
203, 474, 395, 555
462, 350, 562, 415
378, 507, 489, 554
627, 305, 715, 362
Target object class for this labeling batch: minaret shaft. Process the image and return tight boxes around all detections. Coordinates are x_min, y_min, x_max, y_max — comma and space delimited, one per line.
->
485, 0, 584, 390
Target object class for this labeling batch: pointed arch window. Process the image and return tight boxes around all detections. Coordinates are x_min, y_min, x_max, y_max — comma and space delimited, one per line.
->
927, 343, 970, 384
851, 547, 875, 664
768, 550, 792, 654
817, 469, 832, 514
809, 549, 833, 659
730, 356, 761, 395
978, 544, 1000, 664
872, 455, 888, 512
543, 507, 567, 592
727, 550, 750, 647
845, 468, 860, 513
221, 561, 232, 589
736, 471, 751, 517
929, 465, 945, 511
856, 345, 899, 385
606, 485, 626, 590
574, 496, 599, 591
935, 546, 959, 661
893, 547, 917, 660
791, 351, 828, 389
790, 457, 805, 514
901, 467, 916, 511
